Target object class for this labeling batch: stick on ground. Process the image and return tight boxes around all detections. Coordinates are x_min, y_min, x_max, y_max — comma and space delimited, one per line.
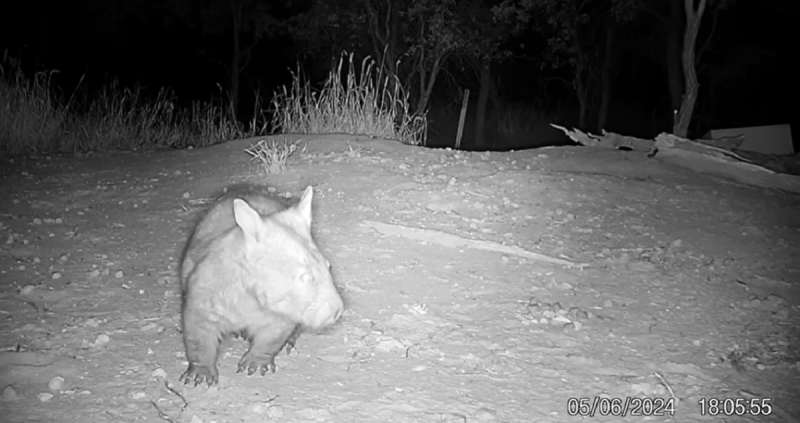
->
362, 220, 589, 268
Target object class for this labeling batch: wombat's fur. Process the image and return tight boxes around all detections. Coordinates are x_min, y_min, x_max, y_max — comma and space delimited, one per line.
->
179, 185, 344, 386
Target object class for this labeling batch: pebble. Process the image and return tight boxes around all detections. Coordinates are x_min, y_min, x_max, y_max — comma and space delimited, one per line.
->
3, 385, 18, 400
267, 405, 285, 419
48, 376, 65, 391
93, 334, 110, 347
126, 389, 147, 400
475, 407, 497, 420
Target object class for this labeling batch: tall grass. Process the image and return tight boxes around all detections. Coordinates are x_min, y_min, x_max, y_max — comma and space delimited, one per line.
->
0, 53, 267, 154
270, 52, 427, 146
0, 54, 67, 153
494, 102, 560, 148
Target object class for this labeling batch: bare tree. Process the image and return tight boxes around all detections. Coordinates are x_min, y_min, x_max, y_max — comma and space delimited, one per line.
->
671, 0, 707, 137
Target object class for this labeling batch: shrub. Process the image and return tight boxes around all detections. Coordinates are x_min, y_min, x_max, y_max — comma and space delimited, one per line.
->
270, 52, 426, 145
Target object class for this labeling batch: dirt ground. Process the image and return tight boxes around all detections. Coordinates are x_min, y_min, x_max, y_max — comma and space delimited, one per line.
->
0, 134, 798, 423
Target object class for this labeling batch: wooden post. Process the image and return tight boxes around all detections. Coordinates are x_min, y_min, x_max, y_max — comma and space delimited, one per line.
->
455, 89, 470, 149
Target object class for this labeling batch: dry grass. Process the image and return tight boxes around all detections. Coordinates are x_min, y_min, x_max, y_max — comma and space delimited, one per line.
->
0, 54, 67, 153
270, 52, 427, 145
495, 102, 554, 147
244, 138, 299, 174
0, 54, 267, 154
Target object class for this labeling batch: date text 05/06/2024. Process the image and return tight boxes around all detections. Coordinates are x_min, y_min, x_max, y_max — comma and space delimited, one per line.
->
567, 397, 774, 418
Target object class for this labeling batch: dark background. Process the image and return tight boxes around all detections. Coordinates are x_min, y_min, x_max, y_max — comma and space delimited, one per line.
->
1, 0, 797, 151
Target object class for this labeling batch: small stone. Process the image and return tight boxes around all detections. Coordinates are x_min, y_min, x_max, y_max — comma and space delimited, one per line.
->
88, 269, 100, 278
126, 389, 147, 400
3, 385, 18, 400
48, 376, 65, 391
266, 405, 285, 418
38, 392, 54, 402
475, 407, 497, 421
33, 218, 43, 225
152, 368, 167, 379
59, 254, 68, 262
51, 272, 62, 280
115, 270, 124, 279
93, 334, 110, 347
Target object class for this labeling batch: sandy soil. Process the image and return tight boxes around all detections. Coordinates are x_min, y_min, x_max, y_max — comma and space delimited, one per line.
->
0, 134, 798, 423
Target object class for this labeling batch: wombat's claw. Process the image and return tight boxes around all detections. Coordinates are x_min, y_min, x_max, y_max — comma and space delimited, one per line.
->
180, 363, 218, 387
237, 354, 276, 376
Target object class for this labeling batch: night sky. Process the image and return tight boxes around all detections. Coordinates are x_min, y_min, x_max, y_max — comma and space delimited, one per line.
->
2, 0, 797, 147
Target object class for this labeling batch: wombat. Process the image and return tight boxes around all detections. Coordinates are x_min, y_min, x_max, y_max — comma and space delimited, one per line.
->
179, 185, 344, 387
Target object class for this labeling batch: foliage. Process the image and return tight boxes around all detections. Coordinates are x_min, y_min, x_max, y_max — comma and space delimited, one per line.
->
289, 0, 507, 115
0, 54, 266, 154
269, 52, 426, 145
0, 54, 67, 153
245, 138, 299, 174
492, 0, 640, 69
495, 101, 553, 145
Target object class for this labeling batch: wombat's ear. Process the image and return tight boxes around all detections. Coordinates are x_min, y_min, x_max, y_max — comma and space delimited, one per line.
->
293, 186, 314, 233
233, 199, 263, 241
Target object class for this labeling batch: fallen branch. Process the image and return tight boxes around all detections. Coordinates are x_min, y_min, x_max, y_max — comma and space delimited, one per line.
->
551, 124, 800, 194
362, 220, 588, 269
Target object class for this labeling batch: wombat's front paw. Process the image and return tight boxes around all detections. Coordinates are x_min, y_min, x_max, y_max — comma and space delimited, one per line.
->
284, 339, 297, 355
180, 363, 218, 387
237, 353, 277, 376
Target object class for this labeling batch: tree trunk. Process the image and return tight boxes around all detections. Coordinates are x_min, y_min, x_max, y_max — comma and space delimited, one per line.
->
596, 23, 614, 133
572, 18, 590, 130
575, 56, 589, 130
475, 58, 492, 148
229, 0, 243, 119
673, 0, 707, 138
665, 0, 684, 112
415, 55, 443, 114
364, 0, 400, 98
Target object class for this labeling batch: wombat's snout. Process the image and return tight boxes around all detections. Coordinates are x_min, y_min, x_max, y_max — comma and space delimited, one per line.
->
326, 295, 345, 325
331, 304, 343, 323
305, 290, 345, 329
